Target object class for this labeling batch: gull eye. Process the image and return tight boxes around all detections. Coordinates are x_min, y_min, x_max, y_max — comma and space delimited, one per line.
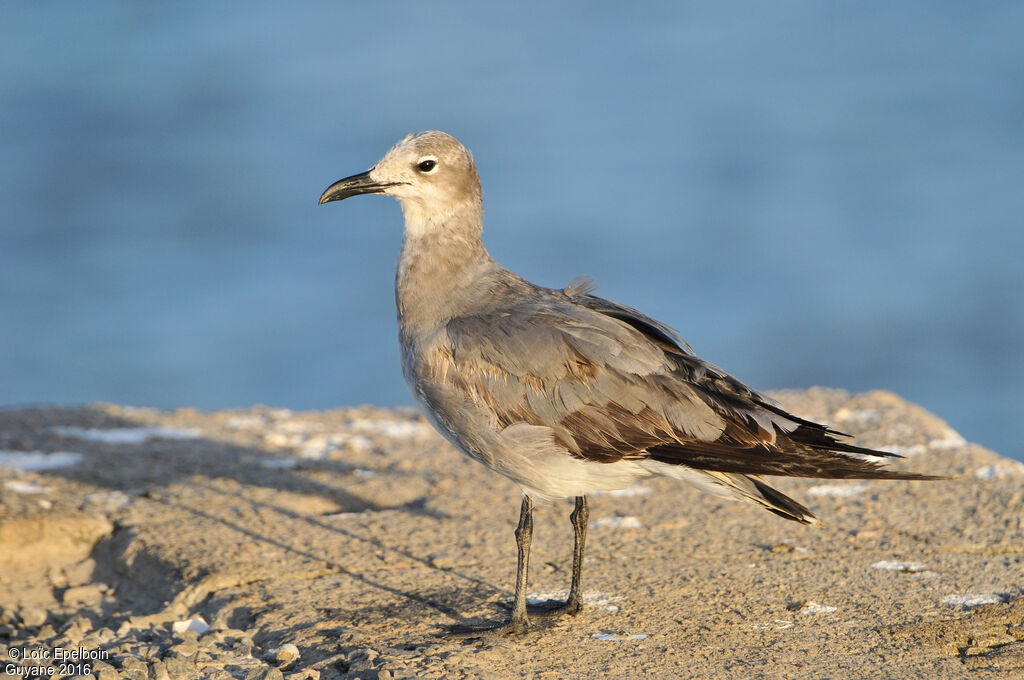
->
416, 159, 437, 172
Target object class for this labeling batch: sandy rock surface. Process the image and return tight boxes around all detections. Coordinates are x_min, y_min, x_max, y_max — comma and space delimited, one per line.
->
0, 388, 1021, 679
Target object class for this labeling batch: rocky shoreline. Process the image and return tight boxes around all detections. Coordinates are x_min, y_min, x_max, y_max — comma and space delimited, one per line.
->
1, 388, 1022, 678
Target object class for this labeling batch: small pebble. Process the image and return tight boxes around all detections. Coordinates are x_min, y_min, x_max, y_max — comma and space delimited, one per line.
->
79, 632, 108, 649
176, 628, 200, 643
118, 656, 149, 680
149, 660, 172, 680
349, 647, 380, 664
90, 660, 119, 680
171, 616, 210, 635
244, 667, 285, 680
63, 584, 106, 607
163, 656, 196, 680
210, 627, 247, 644
287, 670, 321, 680
168, 639, 199, 657
61, 616, 92, 636
18, 606, 48, 628
266, 642, 300, 665
232, 635, 256, 657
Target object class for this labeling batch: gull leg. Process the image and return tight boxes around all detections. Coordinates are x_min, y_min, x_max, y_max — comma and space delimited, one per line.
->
565, 495, 588, 614
508, 494, 534, 632
446, 495, 533, 636
530, 495, 588, 617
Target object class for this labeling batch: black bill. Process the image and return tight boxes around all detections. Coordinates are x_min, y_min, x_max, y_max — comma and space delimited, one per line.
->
318, 171, 402, 205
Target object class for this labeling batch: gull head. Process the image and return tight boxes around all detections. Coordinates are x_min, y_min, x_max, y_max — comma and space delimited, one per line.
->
319, 131, 482, 233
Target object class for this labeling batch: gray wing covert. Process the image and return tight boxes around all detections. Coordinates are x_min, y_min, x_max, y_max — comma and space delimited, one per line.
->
439, 299, 730, 462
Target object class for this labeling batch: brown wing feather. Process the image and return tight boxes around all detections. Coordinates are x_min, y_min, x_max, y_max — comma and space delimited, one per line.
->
432, 293, 939, 481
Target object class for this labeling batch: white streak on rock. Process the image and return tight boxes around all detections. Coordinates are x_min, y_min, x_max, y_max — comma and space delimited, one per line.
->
260, 457, 299, 469
227, 415, 265, 429
749, 619, 794, 630
0, 451, 84, 471
592, 516, 643, 530
880, 444, 927, 457
929, 434, 967, 450
346, 419, 433, 438
974, 463, 1024, 480
299, 433, 373, 458
592, 632, 648, 641
798, 601, 837, 615
265, 431, 374, 458
4, 480, 51, 494
833, 408, 880, 423
84, 491, 132, 510
52, 426, 200, 444
807, 482, 871, 498
872, 560, 927, 573
276, 420, 325, 434
943, 594, 1004, 607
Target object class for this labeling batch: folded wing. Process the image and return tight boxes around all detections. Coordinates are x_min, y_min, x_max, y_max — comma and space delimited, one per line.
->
432, 288, 934, 482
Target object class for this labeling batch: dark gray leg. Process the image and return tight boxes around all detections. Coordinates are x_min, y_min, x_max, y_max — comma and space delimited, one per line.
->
448, 495, 589, 636
529, 495, 588, 617
565, 495, 588, 614
447, 495, 534, 636
507, 494, 534, 633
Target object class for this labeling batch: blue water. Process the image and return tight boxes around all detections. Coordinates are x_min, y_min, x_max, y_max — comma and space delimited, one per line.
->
2, 3, 1022, 461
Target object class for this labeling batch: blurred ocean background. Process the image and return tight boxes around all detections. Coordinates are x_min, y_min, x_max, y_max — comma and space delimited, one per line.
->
1, 3, 1021, 461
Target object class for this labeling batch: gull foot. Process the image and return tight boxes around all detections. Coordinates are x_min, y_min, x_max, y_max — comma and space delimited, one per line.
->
527, 597, 583, 618
443, 616, 531, 638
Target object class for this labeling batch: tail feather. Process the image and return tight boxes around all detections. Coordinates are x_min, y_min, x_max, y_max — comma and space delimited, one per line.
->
638, 396, 945, 522
647, 417, 947, 480
647, 439, 943, 480
638, 462, 818, 524
749, 478, 815, 525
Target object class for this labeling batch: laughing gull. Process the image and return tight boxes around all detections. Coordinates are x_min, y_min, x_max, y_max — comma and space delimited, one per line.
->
318, 131, 938, 635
